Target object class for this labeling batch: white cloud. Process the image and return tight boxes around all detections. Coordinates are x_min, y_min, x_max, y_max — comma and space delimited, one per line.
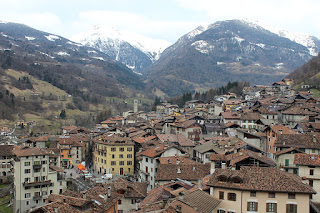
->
174, 0, 320, 37
72, 10, 203, 42
1, 12, 63, 35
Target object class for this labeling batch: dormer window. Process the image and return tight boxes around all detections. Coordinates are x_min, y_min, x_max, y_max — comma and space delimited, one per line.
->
232, 177, 243, 183
218, 175, 228, 182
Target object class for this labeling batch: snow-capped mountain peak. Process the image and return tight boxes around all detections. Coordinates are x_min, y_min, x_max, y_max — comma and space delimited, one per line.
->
71, 25, 171, 71
239, 19, 320, 56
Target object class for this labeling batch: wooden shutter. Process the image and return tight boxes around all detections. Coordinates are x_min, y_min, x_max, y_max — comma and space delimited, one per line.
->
247, 202, 250, 211
255, 202, 258, 211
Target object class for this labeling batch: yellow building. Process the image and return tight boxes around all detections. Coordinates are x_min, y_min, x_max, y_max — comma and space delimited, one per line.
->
94, 135, 134, 176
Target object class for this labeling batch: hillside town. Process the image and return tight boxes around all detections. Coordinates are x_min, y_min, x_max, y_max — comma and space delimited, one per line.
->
2, 78, 320, 213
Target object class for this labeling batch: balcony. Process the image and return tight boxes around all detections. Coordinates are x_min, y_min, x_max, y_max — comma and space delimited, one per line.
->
23, 180, 51, 187
33, 164, 42, 169
33, 195, 42, 201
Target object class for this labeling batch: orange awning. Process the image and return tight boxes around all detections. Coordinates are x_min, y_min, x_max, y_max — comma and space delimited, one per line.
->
78, 164, 86, 170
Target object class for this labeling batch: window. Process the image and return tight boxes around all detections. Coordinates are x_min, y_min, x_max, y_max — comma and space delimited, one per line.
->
25, 169, 30, 174
310, 169, 314, 175
146, 158, 148, 162
268, 192, 276, 198
151, 159, 153, 163
131, 199, 136, 204
118, 211, 123, 213
111, 161, 116, 165
217, 210, 225, 213
24, 162, 30, 166
309, 180, 314, 187
112, 154, 115, 159
266, 203, 277, 212
42, 161, 47, 164
43, 168, 45, 172
219, 191, 224, 199
111, 147, 116, 152
227, 193, 236, 201
119, 154, 123, 158
286, 204, 297, 213
119, 161, 124, 165
119, 148, 124, 152
26, 201, 29, 205
127, 161, 132, 165
127, 154, 132, 158
247, 202, 258, 211
285, 159, 289, 166
42, 191, 47, 196
25, 193, 31, 198
127, 147, 132, 151
118, 199, 122, 205
250, 191, 256, 197
288, 193, 295, 199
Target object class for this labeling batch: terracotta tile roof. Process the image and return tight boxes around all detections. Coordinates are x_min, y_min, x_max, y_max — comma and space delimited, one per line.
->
310, 123, 320, 130
140, 186, 171, 207
139, 145, 176, 158
157, 134, 195, 147
275, 134, 320, 149
0, 145, 14, 156
240, 112, 263, 121
275, 147, 304, 156
221, 112, 240, 120
294, 153, 320, 166
193, 141, 224, 154
49, 165, 66, 173
32, 201, 82, 213
155, 164, 210, 181
84, 186, 122, 211
207, 167, 316, 194
47, 194, 90, 207
133, 136, 157, 144
172, 120, 199, 129
176, 189, 221, 213
281, 107, 318, 115
158, 156, 198, 165
210, 150, 275, 167
109, 178, 147, 198
271, 125, 298, 135
97, 135, 134, 146
13, 146, 49, 157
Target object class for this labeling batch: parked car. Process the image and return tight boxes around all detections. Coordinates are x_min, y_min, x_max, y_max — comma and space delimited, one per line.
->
101, 174, 112, 180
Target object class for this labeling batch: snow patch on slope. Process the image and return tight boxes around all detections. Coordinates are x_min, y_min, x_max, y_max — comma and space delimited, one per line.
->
45, 35, 60, 41
72, 25, 171, 61
25, 36, 35, 41
191, 40, 214, 54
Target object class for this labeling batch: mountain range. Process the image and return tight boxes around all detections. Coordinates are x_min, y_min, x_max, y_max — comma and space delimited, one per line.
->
71, 19, 320, 97
0, 21, 146, 120
0, 19, 319, 103
72, 25, 171, 72
142, 20, 320, 96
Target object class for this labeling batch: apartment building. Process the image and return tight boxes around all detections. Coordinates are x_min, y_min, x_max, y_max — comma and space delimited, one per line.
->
208, 167, 315, 213
13, 146, 67, 213
93, 135, 134, 176
0, 145, 14, 183
57, 136, 84, 168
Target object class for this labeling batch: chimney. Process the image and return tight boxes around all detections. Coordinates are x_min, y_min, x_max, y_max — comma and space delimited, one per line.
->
279, 129, 283, 134
107, 186, 111, 198
221, 163, 226, 169
313, 135, 317, 143
82, 192, 86, 199
177, 168, 181, 173
55, 209, 59, 213
176, 160, 180, 164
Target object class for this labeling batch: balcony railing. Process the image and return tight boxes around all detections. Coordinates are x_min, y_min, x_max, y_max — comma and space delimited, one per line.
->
23, 180, 51, 187
33, 195, 42, 200
33, 164, 42, 169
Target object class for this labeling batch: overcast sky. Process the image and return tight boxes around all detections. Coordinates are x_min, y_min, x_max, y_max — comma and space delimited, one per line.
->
0, 0, 319, 43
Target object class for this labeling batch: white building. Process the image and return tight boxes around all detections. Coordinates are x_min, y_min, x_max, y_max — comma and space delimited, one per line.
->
13, 146, 67, 213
